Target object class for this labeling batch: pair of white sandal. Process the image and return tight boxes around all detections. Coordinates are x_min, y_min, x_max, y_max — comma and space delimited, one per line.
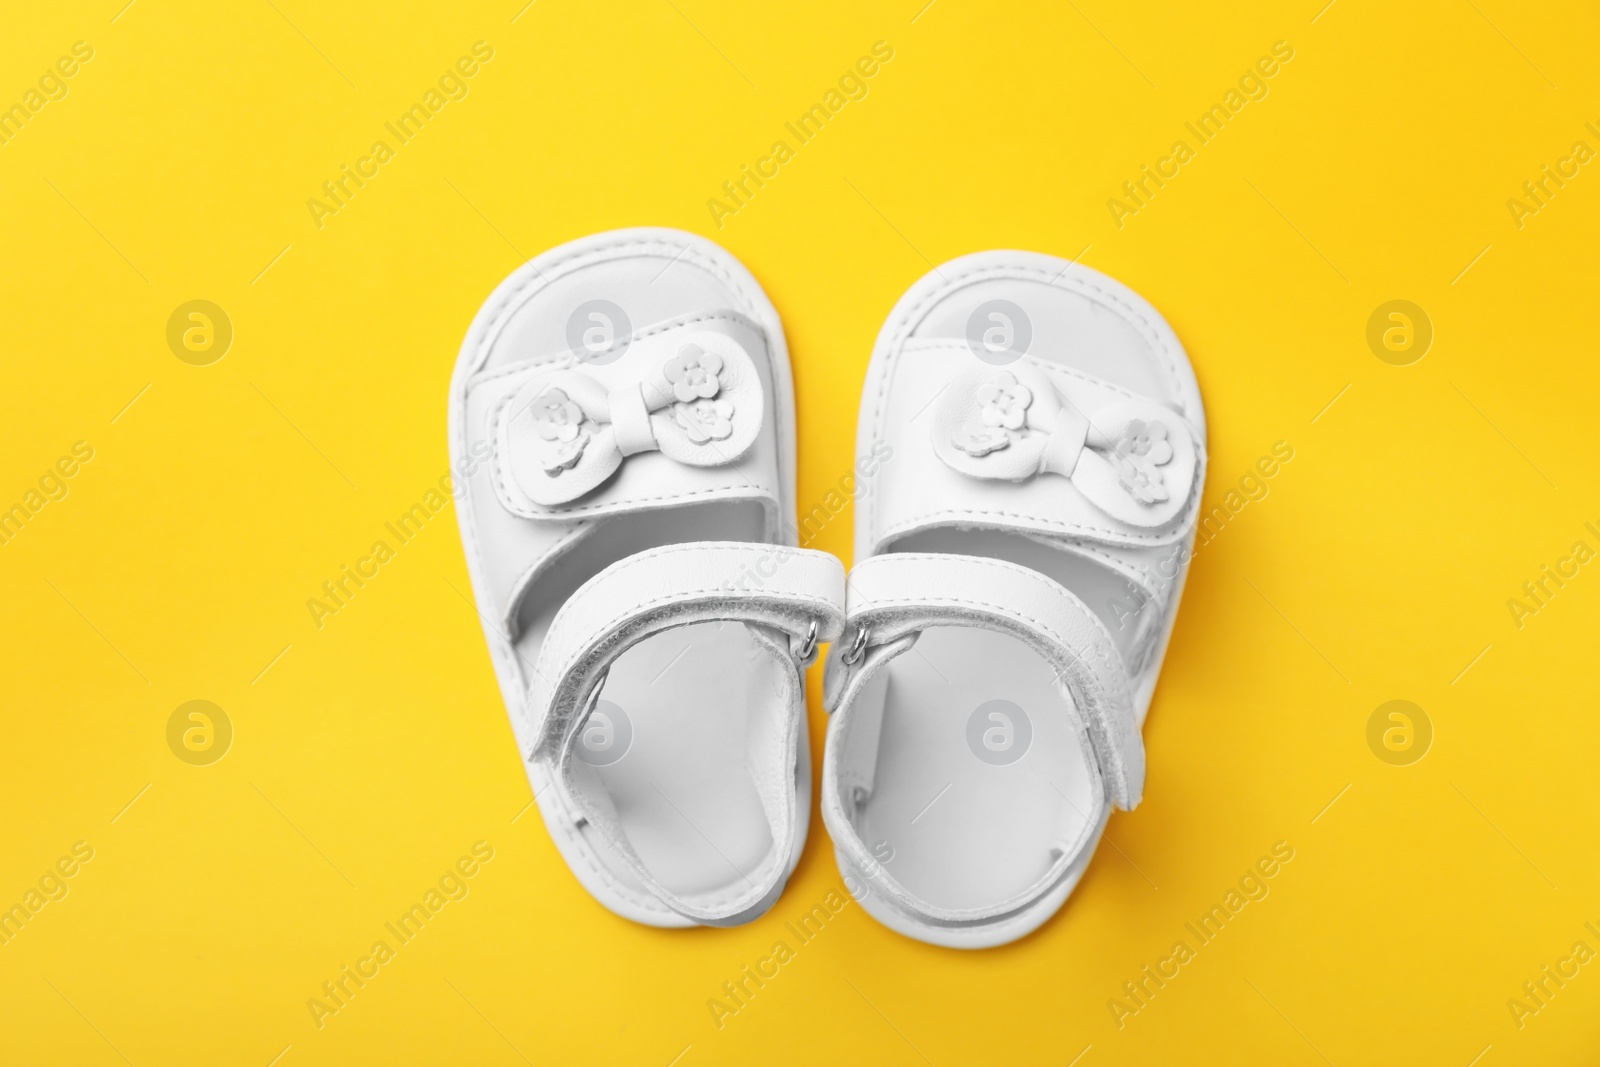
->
449, 228, 1205, 949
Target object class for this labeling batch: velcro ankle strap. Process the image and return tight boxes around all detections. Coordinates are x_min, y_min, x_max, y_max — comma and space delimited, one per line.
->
820, 552, 1141, 930
824, 552, 1141, 808
530, 542, 845, 755
529, 541, 845, 924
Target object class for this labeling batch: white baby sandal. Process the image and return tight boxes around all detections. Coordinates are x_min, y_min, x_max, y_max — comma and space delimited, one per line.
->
822, 250, 1207, 948
449, 228, 846, 927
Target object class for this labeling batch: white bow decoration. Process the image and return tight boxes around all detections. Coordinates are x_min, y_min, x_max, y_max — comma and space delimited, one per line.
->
930, 365, 1198, 528
497, 332, 765, 507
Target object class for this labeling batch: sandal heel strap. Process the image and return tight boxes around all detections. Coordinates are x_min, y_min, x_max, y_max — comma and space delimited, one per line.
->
824, 552, 1142, 808
529, 541, 845, 924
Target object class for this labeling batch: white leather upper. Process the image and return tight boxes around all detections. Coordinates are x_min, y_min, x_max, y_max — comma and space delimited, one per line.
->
450, 228, 832, 928
824, 250, 1206, 948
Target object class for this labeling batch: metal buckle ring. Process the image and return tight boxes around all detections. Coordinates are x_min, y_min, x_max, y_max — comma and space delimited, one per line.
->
840, 625, 869, 666
793, 620, 818, 663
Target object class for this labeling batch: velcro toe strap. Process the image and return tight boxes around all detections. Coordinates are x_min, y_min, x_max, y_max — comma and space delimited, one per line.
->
481, 312, 780, 517
824, 552, 1142, 809
869, 340, 1205, 552
930, 361, 1201, 530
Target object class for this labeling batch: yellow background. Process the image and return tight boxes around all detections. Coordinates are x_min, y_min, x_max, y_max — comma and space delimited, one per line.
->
2, 0, 1597, 1063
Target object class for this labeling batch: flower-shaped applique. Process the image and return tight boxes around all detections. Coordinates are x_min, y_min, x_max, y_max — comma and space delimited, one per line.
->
674, 398, 734, 444
528, 387, 591, 474
663, 344, 725, 403
952, 372, 1033, 457
978, 377, 1032, 430
1108, 418, 1173, 503
531, 387, 583, 442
